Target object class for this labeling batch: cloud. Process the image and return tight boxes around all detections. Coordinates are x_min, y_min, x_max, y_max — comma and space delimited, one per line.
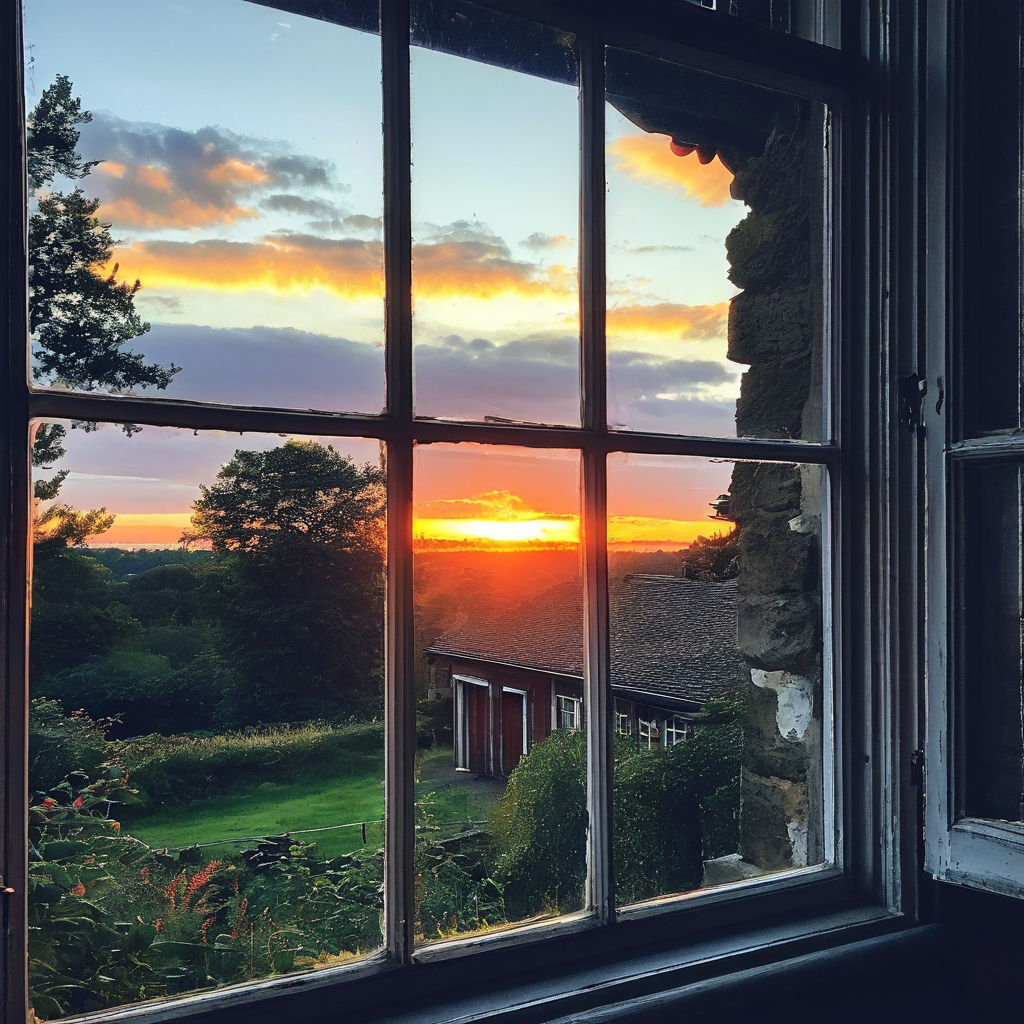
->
607, 301, 730, 339
79, 114, 346, 231
608, 133, 736, 207
112, 224, 575, 302
262, 194, 341, 218
521, 232, 573, 250
418, 489, 544, 520
111, 234, 385, 298
622, 243, 695, 255
129, 323, 385, 412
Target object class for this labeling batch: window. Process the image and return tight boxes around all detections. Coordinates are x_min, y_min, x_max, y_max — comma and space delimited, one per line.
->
614, 706, 632, 736
3, 0, 925, 1021
924, 0, 1024, 898
665, 716, 691, 746
557, 694, 582, 733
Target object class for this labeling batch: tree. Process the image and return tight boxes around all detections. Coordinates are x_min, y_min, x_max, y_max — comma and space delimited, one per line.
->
27, 75, 179, 542
184, 442, 386, 723
27, 74, 178, 394
678, 526, 740, 581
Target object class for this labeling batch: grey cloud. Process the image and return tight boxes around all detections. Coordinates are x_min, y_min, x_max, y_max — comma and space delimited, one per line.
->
78, 113, 347, 228
139, 323, 385, 412
623, 244, 695, 255
263, 193, 342, 217
342, 214, 384, 232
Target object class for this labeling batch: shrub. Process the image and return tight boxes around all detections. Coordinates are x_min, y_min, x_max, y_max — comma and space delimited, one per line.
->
29, 698, 112, 793
117, 721, 384, 810
491, 730, 588, 919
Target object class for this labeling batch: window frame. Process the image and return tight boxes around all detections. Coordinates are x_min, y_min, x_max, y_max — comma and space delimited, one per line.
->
922, 0, 1024, 899
0, 0, 921, 1021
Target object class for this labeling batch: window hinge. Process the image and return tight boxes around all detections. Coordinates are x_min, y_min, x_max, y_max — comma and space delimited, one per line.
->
911, 748, 925, 787
899, 373, 928, 435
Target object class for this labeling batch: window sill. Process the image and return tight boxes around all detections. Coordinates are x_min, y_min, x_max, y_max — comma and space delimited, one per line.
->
58, 905, 932, 1024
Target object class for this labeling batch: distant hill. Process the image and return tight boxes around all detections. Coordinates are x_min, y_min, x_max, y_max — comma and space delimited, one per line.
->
85, 547, 213, 582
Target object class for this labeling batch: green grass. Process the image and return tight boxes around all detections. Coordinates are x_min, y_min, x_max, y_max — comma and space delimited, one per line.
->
125, 745, 499, 860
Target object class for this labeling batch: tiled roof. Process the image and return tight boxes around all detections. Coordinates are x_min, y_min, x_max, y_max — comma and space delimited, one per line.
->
426, 574, 740, 705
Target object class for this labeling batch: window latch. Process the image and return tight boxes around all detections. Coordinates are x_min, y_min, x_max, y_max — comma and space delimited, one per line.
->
899, 373, 928, 435
911, 748, 925, 787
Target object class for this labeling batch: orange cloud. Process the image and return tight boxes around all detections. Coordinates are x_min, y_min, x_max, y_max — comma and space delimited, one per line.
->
207, 158, 270, 186
109, 235, 575, 303
97, 161, 127, 178
110, 235, 385, 298
608, 133, 735, 207
136, 165, 173, 192
607, 300, 729, 339
415, 489, 578, 547
100, 197, 260, 230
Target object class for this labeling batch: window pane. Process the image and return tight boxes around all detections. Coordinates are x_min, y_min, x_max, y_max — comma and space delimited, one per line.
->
606, 48, 828, 441
29, 423, 385, 1016
957, 1, 1022, 436
958, 461, 1024, 822
411, 0, 580, 425
414, 444, 586, 943
24, 0, 385, 413
607, 453, 827, 905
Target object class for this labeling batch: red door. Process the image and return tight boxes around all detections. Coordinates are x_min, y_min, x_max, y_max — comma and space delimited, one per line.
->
466, 683, 489, 775
501, 689, 526, 775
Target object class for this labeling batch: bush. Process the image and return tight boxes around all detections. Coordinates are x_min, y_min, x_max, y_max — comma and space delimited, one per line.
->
613, 738, 702, 905
491, 730, 588, 919
117, 721, 384, 810
29, 698, 112, 793
491, 717, 741, 918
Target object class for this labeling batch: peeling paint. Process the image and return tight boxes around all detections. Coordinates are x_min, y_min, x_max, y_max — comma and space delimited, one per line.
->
787, 818, 808, 867
750, 668, 813, 740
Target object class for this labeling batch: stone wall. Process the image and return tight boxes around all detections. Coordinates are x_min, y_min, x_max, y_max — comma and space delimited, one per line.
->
726, 111, 825, 869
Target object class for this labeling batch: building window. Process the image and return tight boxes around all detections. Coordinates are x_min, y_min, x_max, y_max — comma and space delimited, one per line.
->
665, 716, 691, 746
4, 0, 913, 1020
638, 717, 663, 750
557, 694, 583, 732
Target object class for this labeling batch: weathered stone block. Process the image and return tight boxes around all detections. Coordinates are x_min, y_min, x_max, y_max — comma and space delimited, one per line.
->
726, 210, 808, 291
726, 286, 811, 365
736, 591, 820, 666
738, 769, 809, 870
735, 362, 811, 438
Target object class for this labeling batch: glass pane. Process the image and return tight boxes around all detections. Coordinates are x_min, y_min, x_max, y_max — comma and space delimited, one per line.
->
675, 0, 841, 46
959, 461, 1024, 822
958, 1, 1022, 436
24, 0, 385, 413
607, 453, 827, 905
413, 444, 585, 943
29, 423, 385, 1016
606, 48, 828, 441
411, 0, 580, 425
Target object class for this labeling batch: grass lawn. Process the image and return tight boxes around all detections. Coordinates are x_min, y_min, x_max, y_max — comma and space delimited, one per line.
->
126, 746, 498, 860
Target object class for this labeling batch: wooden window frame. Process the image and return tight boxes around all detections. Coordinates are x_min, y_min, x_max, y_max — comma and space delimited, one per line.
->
0, 0, 927, 1021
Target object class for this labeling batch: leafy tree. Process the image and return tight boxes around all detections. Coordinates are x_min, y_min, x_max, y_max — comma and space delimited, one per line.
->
679, 526, 740, 581
27, 74, 178, 394
184, 442, 386, 724
27, 74, 179, 545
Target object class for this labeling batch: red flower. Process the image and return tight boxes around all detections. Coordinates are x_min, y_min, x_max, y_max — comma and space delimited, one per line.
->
40, 797, 56, 808
73, 796, 84, 808
70, 880, 86, 897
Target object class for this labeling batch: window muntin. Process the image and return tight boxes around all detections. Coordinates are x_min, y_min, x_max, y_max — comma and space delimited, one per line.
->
9, 0, 857, 1019
24, 0, 386, 414
666, 716, 692, 745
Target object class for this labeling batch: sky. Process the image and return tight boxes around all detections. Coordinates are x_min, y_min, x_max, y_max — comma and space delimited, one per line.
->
24, 0, 747, 549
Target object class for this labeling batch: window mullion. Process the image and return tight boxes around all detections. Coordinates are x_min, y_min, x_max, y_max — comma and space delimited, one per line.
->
580, 27, 613, 922
382, 0, 415, 965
